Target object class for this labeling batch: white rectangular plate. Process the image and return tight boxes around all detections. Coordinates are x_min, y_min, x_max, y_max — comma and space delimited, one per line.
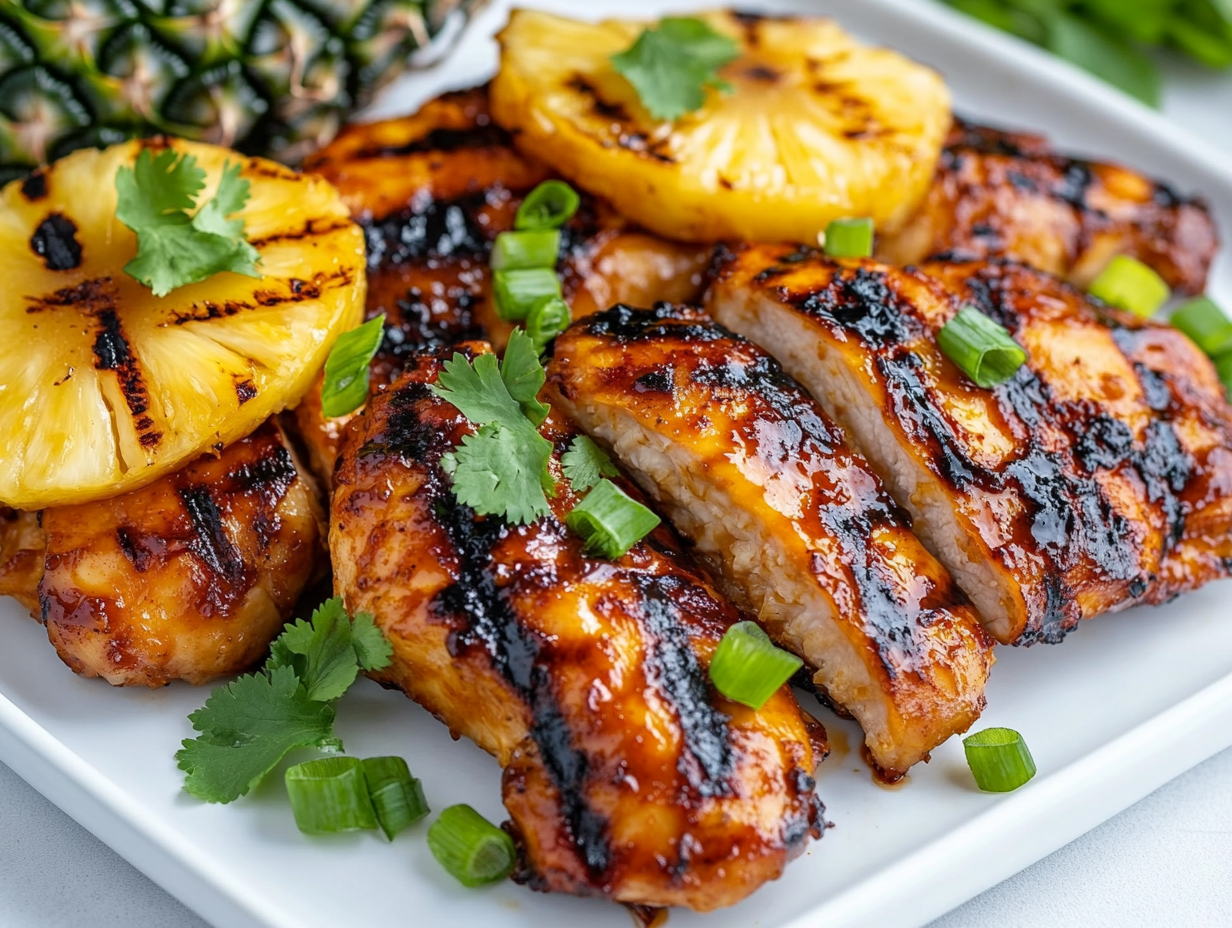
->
3, 2, 1231, 927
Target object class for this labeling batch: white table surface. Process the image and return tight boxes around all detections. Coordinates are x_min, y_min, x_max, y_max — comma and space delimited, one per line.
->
2, 16, 1231, 928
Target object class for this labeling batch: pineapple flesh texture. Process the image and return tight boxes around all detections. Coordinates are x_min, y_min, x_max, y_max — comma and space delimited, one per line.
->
0, 0, 473, 183
491, 9, 953, 244
0, 138, 366, 509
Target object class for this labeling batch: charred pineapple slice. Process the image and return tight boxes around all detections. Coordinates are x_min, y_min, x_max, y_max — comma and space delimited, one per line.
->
491, 9, 951, 244
0, 140, 365, 510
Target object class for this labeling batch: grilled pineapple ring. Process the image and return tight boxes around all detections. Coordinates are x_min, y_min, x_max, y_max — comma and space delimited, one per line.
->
0, 140, 366, 510
492, 9, 952, 244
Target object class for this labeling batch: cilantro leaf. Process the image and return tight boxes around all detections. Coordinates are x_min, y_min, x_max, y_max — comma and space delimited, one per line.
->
611, 17, 741, 121
351, 610, 394, 672
432, 353, 526, 428
430, 346, 557, 524
176, 665, 341, 804
441, 424, 554, 525
267, 599, 362, 702
116, 148, 261, 297
561, 435, 619, 493
500, 329, 551, 425
267, 597, 393, 701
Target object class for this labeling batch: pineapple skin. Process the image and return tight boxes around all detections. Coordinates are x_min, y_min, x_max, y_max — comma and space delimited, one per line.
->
491, 9, 953, 245
0, 138, 367, 510
0, 0, 474, 183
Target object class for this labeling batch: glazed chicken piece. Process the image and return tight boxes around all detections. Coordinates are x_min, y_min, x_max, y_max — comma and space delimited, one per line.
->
295, 86, 709, 483
0, 507, 44, 613
35, 420, 324, 686
548, 304, 994, 778
879, 119, 1218, 295
330, 348, 825, 910
708, 244, 1232, 645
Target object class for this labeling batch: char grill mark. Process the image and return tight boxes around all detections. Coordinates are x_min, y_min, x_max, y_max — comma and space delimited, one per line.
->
30, 213, 82, 270
434, 492, 613, 878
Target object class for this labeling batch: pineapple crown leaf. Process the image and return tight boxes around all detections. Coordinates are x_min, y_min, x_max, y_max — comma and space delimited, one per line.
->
610, 17, 741, 122
115, 147, 261, 298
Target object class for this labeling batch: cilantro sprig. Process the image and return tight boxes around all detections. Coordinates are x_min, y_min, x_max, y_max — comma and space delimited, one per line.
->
176, 598, 391, 804
611, 17, 741, 121
115, 148, 261, 297
431, 329, 556, 525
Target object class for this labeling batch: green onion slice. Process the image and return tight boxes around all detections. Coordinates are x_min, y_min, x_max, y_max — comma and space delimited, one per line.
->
320, 314, 386, 418
937, 306, 1028, 388
1088, 254, 1171, 318
515, 180, 580, 231
285, 756, 378, 835
962, 727, 1037, 792
565, 478, 660, 559
490, 229, 560, 271
362, 756, 429, 840
823, 217, 874, 258
527, 295, 572, 350
493, 268, 562, 322
708, 621, 803, 710
1172, 296, 1232, 358
427, 804, 516, 888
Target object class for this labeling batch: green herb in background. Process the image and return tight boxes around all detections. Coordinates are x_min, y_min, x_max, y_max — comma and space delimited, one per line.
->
941, 0, 1232, 106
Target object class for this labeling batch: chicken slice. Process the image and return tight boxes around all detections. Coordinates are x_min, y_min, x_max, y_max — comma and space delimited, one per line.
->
37, 419, 324, 686
548, 304, 993, 778
295, 86, 709, 484
879, 119, 1218, 295
330, 347, 825, 909
708, 244, 1232, 645
0, 507, 44, 613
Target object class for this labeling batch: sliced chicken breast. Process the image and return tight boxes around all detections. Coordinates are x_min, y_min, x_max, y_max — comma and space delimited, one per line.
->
330, 347, 826, 910
879, 119, 1218, 295
548, 304, 994, 778
0, 507, 44, 613
37, 420, 324, 686
295, 86, 708, 484
708, 244, 1232, 644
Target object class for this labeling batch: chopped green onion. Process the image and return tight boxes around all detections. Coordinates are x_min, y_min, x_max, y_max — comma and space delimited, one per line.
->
427, 804, 516, 888
320, 314, 386, 418
362, 756, 429, 840
1215, 351, 1232, 402
1088, 255, 1171, 318
526, 295, 571, 350
938, 306, 1028, 388
963, 727, 1037, 792
285, 757, 378, 835
1172, 296, 1232, 358
515, 180, 580, 231
493, 268, 562, 322
708, 621, 803, 710
823, 217, 874, 258
491, 229, 561, 271
565, 479, 660, 559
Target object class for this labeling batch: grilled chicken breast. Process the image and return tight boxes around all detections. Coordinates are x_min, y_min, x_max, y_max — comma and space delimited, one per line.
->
36, 420, 324, 686
296, 86, 708, 482
548, 304, 994, 778
879, 119, 1218, 295
709, 244, 1232, 645
330, 348, 825, 909
0, 508, 44, 613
